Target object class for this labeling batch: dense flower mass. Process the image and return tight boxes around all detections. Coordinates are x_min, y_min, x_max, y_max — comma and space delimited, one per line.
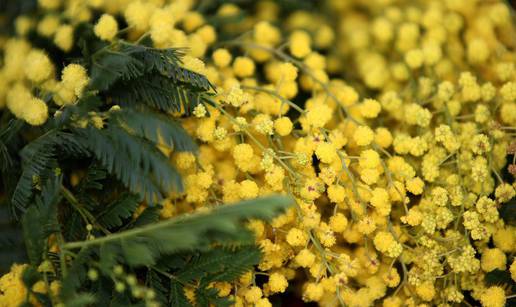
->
0, 0, 515, 306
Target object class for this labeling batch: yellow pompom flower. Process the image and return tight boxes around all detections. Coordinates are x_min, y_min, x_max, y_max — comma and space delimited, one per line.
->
124, 1, 154, 32
295, 249, 316, 267
54, 24, 74, 52
481, 248, 506, 272
289, 30, 311, 58
329, 213, 348, 233
94, 14, 118, 41
25, 49, 53, 83
416, 281, 435, 301
360, 99, 382, 118
303, 282, 324, 302
268, 272, 288, 293
286, 228, 308, 247
480, 286, 506, 307
406, 177, 424, 195
244, 286, 262, 303
353, 126, 374, 146
23, 98, 48, 126
405, 49, 424, 69
233, 56, 255, 78
61, 63, 89, 97
315, 142, 338, 164
212, 48, 232, 68
0, 264, 32, 307
274, 117, 293, 136
239, 180, 259, 199
38, 0, 60, 10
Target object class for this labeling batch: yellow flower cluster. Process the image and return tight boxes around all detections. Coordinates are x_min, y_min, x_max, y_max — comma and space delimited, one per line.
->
1, 0, 515, 306
161, 1, 516, 306
0, 263, 60, 307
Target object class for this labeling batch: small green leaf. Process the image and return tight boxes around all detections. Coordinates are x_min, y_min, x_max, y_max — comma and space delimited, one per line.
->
22, 206, 45, 265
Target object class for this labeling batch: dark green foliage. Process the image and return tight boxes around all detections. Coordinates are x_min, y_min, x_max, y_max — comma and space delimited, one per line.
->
11, 131, 70, 212
110, 108, 197, 152
96, 194, 140, 229
65, 195, 291, 263
89, 42, 213, 115
55, 196, 291, 307
21, 175, 62, 265
74, 125, 182, 203
0, 7, 293, 306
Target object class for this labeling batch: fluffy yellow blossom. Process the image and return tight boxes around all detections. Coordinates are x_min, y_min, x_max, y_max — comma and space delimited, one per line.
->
244, 286, 262, 303
480, 287, 506, 307
373, 231, 402, 258
25, 49, 53, 82
329, 213, 348, 233
94, 14, 118, 41
360, 98, 382, 118
286, 228, 308, 247
481, 248, 506, 272
295, 249, 315, 268
61, 64, 89, 98
233, 57, 255, 78
416, 281, 435, 301
24, 98, 48, 126
0, 264, 30, 307
327, 184, 345, 203
304, 104, 332, 129
303, 282, 324, 302
273, 117, 293, 136
212, 48, 232, 68
406, 177, 424, 195
239, 180, 259, 199
54, 24, 74, 51
268, 272, 288, 293
315, 142, 338, 164
353, 126, 374, 146
289, 30, 311, 58
124, 1, 154, 31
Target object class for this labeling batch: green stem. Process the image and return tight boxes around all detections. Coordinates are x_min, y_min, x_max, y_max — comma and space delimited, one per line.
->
222, 41, 358, 124
61, 186, 111, 235
241, 85, 305, 114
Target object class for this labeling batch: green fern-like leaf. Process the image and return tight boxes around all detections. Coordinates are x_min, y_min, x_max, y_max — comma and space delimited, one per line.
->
170, 281, 190, 307
74, 126, 182, 203
21, 206, 45, 265
111, 108, 197, 152
90, 49, 145, 91
96, 193, 140, 229
64, 196, 293, 266
110, 74, 208, 115
11, 129, 87, 212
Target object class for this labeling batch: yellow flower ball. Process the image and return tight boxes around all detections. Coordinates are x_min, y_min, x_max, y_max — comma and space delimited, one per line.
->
25, 49, 53, 83
23, 98, 48, 126
480, 286, 506, 307
94, 14, 118, 41
289, 30, 311, 58
274, 117, 293, 136
353, 126, 374, 146
233, 56, 255, 78
268, 272, 288, 293
61, 63, 89, 97
360, 98, 382, 118
481, 248, 506, 272
212, 48, 232, 68
239, 180, 259, 199
54, 24, 74, 52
